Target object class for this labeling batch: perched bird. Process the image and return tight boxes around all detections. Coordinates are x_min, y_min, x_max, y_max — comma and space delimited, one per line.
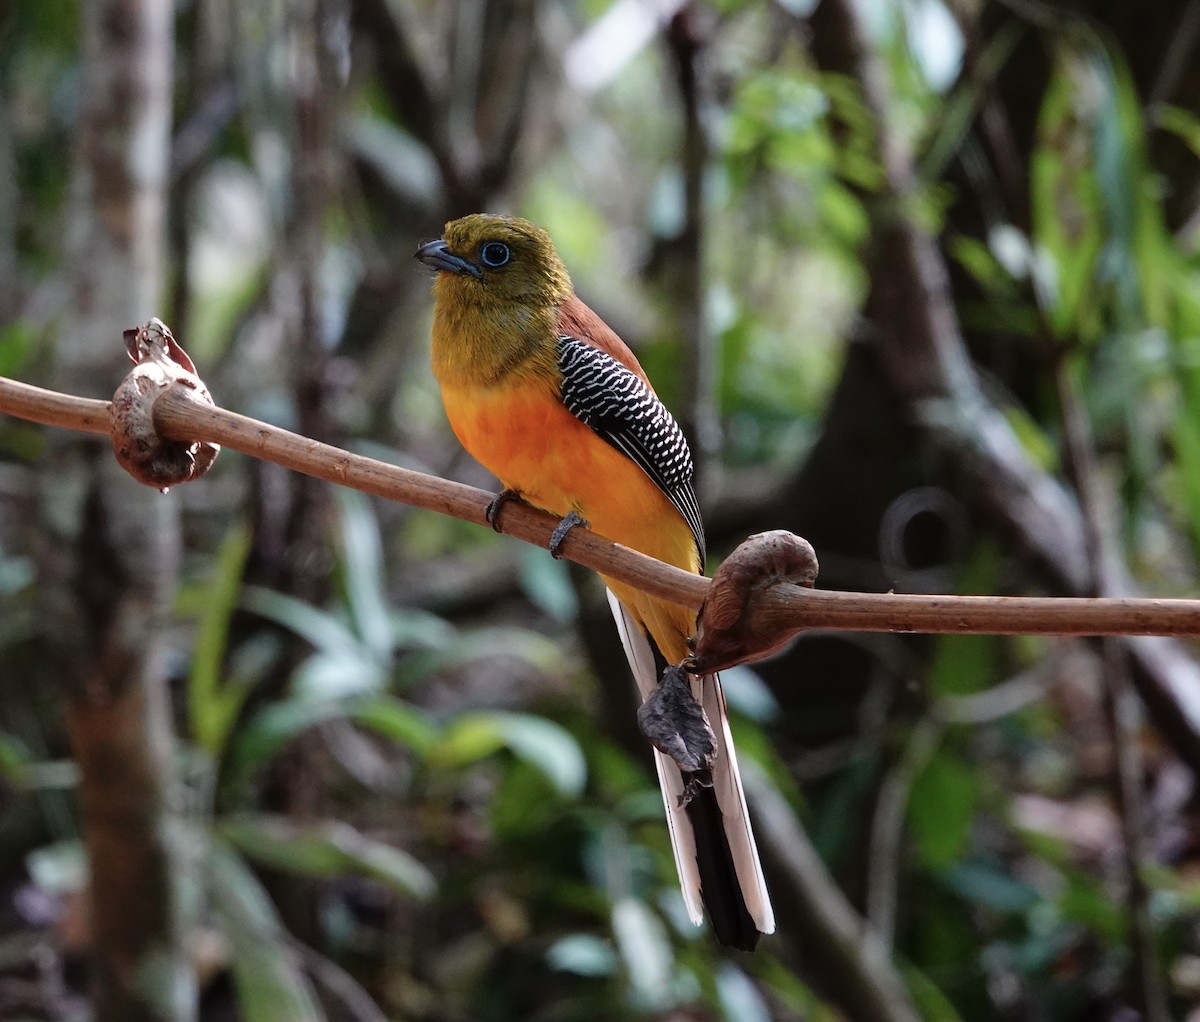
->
416, 214, 774, 950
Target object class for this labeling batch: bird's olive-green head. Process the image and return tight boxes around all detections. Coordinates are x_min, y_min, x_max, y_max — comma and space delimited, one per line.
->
417, 214, 574, 386
417, 214, 573, 308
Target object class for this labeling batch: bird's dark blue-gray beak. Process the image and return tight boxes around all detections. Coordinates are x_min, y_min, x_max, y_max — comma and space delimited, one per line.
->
415, 239, 482, 278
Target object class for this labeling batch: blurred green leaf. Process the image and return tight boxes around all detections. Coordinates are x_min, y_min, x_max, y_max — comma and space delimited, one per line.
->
950, 234, 1017, 297
402, 626, 566, 683
927, 633, 999, 698
611, 896, 674, 1011
490, 759, 560, 839
347, 695, 440, 756
902, 962, 965, 1022
332, 488, 393, 664
208, 840, 325, 1022
241, 585, 364, 660
922, 21, 1024, 181
14, 759, 78, 791
346, 112, 441, 207
220, 814, 435, 900
225, 695, 437, 790
189, 522, 254, 756
225, 699, 351, 788
941, 859, 1040, 913
518, 547, 579, 622
1003, 406, 1057, 471
812, 755, 877, 864
909, 749, 975, 869
0, 321, 37, 378
546, 933, 618, 976
293, 649, 387, 699
1155, 104, 1200, 159
0, 734, 29, 781
716, 963, 771, 1022
719, 666, 779, 724
1170, 409, 1200, 553
389, 607, 458, 652
753, 957, 823, 1017
1031, 49, 1104, 339
1058, 866, 1124, 941
431, 711, 587, 797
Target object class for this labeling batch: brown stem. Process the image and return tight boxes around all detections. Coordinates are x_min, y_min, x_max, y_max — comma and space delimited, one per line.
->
1, 376, 111, 434
48, 1, 191, 1018
746, 771, 922, 1022
1057, 365, 1169, 1021
11, 375, 1200, 647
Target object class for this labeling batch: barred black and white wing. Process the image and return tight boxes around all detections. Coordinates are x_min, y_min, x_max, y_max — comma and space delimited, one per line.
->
557, 335, 705, 565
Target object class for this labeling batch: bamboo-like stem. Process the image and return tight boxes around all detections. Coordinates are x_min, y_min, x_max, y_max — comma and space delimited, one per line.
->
7, 373, 1200, 638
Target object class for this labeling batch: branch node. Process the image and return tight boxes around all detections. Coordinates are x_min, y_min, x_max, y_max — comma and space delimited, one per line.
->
687, 530, 819, 673
110, 319, 220, 491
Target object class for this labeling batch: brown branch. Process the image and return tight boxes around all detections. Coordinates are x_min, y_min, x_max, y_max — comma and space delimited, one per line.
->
9, 374, 1200, 650
1, 376, 111, 435
53, 4, 189, 1021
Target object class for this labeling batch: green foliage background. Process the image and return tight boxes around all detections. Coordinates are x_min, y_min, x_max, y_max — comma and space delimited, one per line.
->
2, 1, 1200, 1020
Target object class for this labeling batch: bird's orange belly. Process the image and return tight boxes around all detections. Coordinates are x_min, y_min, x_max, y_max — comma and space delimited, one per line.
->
440, 379, 700, 661
440, 381, 699, 569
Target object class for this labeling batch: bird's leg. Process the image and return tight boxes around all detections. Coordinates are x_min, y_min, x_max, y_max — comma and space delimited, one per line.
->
636, 664, 716, 806
548, 510, 588, 558
485, 487, 524, 533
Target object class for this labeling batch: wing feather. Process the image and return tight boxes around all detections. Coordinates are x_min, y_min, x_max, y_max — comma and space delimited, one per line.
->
558, 334, 705, 565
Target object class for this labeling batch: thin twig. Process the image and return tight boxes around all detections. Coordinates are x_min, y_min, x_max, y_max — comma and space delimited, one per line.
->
746, 769, 922, 1022
866, 714, 942, 952
9, 375, 1200, 641
865, 653, 1064, 952
1, 377, 111, 435
935, 656, 1060, 725
1058, 364, 1169, 1022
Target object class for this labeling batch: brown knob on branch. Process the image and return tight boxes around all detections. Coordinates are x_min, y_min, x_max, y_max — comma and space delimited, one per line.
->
687, 530, 819, 674
110, 318, 220, 490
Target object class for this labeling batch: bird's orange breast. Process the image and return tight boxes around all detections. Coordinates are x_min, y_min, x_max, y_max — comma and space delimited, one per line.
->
439, 376, 700, 660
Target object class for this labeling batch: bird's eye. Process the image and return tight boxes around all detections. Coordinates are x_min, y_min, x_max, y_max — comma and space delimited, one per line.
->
480, 241, 510, 268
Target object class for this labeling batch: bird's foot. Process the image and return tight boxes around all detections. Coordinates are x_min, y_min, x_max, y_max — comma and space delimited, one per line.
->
636, 664, 717, 777
485, 488, 524, 533
548, 510, 588, 558
677, 771, 715, 809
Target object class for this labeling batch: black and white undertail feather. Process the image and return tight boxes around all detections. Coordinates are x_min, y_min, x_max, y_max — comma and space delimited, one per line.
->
607, 591, 774, 949
557, 334, 705, 566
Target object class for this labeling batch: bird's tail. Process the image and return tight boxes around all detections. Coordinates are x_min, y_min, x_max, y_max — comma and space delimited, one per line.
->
607, 589, 775, 950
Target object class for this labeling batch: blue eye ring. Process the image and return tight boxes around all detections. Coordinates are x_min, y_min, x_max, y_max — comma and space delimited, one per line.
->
480, 241, 511, 268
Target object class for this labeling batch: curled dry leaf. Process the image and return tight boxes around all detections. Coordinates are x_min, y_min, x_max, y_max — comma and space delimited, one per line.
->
688, 530, 819, 673
636, 663, 717, 779
110, 318, 220, 490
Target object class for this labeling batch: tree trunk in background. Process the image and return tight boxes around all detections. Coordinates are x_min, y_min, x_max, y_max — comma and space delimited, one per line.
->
40, 3, 195, 1020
